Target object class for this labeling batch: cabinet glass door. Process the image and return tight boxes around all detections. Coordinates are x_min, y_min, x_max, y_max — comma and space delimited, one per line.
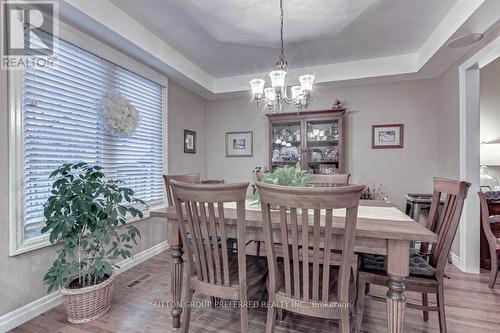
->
306, 119, 340, 174
271, 121, 301, 171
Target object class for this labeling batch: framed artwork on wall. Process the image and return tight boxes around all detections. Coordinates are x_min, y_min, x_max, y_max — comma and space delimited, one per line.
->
184, 129, 196, 154
372, 124, 404, 149
225, 131, 253, 157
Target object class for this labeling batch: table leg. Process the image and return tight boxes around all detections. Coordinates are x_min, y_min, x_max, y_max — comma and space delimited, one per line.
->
387, 274, 406, 332
169, 222, 183, 329
171, 244, 183, 328
386, 240, 409, 333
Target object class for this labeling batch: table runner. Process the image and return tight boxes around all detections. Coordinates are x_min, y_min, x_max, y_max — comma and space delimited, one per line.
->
222, 200, 413, 222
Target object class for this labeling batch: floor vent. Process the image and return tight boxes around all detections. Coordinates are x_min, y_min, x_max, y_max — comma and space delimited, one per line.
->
127, 274, 151, 288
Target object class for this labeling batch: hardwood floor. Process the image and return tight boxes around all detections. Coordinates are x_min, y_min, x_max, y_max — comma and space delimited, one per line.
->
11, 251, 500, 332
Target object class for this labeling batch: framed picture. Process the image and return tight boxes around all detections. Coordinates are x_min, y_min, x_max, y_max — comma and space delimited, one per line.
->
184, 129, 196, 154
225, 131, 253, 157
372, 124, 404, 149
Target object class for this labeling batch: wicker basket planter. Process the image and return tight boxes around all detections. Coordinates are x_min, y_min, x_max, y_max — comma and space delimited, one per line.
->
60, 272, 115, 323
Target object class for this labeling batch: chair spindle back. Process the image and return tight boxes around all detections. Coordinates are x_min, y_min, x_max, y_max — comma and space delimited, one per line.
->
170, 180, 249, 287
163, 174, 201, 206
422, 178, 470, 279
311, 174, 350, 187
257, 182, 364, 305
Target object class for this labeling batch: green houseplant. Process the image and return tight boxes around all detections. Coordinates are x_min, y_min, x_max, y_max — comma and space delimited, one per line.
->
42, 162, 145, 323
253, 163, 313, 205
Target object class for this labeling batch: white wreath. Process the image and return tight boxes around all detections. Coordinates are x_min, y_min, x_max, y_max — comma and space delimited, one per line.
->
100, 93, 139, 136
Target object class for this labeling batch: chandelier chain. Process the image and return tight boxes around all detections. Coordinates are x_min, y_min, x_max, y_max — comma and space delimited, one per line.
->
249, 0, 314, 112
280, 0, 284, 59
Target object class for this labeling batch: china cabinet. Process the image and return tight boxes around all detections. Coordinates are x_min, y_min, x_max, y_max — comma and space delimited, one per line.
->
267, 109, 346, 174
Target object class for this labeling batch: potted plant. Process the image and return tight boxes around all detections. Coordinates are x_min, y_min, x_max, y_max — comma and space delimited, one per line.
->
42, 162, 145, 323
253, 163, 313, 206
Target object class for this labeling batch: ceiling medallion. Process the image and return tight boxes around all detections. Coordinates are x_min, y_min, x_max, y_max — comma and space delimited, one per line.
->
249, 0, 315, 113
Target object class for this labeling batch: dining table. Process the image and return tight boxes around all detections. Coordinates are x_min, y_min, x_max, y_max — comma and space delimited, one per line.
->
151, 199, 437, 333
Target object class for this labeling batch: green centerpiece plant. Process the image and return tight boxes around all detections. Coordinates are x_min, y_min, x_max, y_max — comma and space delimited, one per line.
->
253, 163, 313, 205
41, 162, 146, 323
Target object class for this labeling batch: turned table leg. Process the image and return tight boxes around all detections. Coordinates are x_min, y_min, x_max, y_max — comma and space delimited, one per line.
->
170, 243, 183, 328
386, 240, 409, 333
168, 220, 184, 329
387, 275, 406, 332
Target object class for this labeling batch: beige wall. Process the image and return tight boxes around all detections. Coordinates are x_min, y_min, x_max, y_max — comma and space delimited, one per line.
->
207, 79, 441, 210
480, 57, 500, 181
436, 65, 461, 180
0, 73, 207, 316
435, 62, 463, 256
167, 82, 207, 177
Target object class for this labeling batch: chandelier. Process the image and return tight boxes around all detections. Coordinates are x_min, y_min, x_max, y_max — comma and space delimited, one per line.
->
249, 0, 315, 113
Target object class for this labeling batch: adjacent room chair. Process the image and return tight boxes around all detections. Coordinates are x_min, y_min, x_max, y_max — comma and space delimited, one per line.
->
257, 182, 365, 333
163, 174, 201, 206
311, 174, 350, 187
479, 191, 500, 288
170, 181, 267, 333
355, 178, 470, 333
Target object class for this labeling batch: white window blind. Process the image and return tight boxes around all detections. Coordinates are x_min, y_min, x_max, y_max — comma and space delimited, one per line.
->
22, 35, 165, 239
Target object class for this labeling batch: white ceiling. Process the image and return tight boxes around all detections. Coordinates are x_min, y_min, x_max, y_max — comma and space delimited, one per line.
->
61, 0, 498, 97
110, 0, 458, 78
148, 0, 379, 47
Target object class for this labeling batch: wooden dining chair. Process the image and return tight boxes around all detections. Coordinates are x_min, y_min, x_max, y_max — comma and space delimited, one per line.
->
170, 180, 267, 333
479, 191, 500, 288
163, 174, 201, 206
311, 174, 350, 187
257, 182, 365, 333
201, 179, 225, 184
254, 173, 350, 255
355, 178, 470, 333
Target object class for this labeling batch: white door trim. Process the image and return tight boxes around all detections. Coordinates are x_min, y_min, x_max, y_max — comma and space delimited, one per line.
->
458, 36, 500, 273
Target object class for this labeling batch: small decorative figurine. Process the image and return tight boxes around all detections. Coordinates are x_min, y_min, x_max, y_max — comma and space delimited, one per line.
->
332, 99, 344, 109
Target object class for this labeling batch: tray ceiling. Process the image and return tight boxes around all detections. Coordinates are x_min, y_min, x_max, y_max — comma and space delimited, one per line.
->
111, 0, 457, 77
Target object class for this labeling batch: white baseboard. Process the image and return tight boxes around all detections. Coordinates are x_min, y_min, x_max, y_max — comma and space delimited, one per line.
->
0, 241, 169, 333
450, 251, 461, 269
0, 291, 62, 333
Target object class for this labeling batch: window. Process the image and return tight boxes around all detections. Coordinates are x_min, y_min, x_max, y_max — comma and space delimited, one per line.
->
9, 32, 166, 255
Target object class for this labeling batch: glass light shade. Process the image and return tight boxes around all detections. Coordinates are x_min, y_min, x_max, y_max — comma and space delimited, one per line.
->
269, 70, 286, 88
299, 74, 315, 93
249, 78, 265, 96
264, 87, 276, 102
291, 85, 303, 100
480, 143, 500, 165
